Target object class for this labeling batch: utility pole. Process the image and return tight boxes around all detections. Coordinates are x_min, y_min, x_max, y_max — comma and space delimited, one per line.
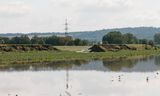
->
65, 19, 69, 37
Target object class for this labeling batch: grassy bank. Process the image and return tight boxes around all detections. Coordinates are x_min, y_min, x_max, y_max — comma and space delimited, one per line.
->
0, 49, 160, 65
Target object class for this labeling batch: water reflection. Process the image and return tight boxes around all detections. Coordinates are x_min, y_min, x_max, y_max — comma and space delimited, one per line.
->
1, 71, 160, 96
0, 60, 89, 72
102, 56, 160, 72
155, 56, 160, 65
1, 56, 160, 96
0, 56, 160, 72
103, 59, 136, 71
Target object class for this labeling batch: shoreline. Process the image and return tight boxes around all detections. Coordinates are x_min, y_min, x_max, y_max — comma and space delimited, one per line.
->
0, 49, 160, 65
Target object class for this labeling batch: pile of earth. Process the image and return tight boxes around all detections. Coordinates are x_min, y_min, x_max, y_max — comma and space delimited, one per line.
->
89, 44, 137, 52
0, 44, 59, 52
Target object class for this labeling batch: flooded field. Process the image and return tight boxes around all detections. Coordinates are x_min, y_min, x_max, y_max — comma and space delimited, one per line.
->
1, 56, 160, 96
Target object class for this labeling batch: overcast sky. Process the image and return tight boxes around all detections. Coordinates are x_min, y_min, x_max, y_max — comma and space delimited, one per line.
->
0, 0, 160, 33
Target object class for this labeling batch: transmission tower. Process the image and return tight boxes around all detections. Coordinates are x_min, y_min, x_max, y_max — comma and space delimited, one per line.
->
65, 19, 69, 37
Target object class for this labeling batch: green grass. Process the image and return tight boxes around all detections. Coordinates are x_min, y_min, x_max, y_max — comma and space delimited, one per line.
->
0, 49, 160, 65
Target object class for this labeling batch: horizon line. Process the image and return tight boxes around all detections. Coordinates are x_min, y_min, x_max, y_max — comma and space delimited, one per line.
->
0, 26, 159, 34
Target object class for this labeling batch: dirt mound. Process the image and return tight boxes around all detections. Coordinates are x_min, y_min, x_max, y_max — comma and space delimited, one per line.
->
88, 45, 107, 52
0, 44, 59, 52
89, 44, 137, 52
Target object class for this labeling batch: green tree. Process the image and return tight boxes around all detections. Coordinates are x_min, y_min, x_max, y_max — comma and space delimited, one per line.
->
31, 35, 45, 44
123, 33, 137, 44
102, 31, 123, 44
2, 35, 89, 46
10, 35, 31, 44
138, 39, 148, 45
154, 33, 160, 44
45, 35, 59, 45
74, 39, 81, 45
0, 37, 10, 44
81, 40, 89, 45
148, 40, 154, 47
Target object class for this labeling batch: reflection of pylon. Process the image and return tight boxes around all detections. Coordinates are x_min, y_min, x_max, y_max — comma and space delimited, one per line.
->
59, 64, 70, 96
66, 64, 69, 90
64, 64, 71, 96
65, 19, 69, 37
59, 63, 84, 96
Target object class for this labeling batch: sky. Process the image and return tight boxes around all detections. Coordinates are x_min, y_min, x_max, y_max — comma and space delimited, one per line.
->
0, 0, 160, 33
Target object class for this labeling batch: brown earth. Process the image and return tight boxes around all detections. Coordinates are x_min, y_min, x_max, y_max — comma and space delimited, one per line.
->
0, 44, 59, 52
89, 44, 137, 52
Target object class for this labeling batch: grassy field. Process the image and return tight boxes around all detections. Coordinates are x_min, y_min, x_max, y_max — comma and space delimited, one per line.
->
55, 46, 91, 51
0, 48, 160, 65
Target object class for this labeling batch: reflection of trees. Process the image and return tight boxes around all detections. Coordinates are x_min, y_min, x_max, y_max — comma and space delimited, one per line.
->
138, 56, 152, 62
102, 56, 153, 71
0, 56, 156, 72
103, 59, 136, 71
154, 56, 160, 65
0, 60, 89, 71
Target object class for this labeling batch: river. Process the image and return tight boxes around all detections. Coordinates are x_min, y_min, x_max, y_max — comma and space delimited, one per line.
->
1, 56, 160, 96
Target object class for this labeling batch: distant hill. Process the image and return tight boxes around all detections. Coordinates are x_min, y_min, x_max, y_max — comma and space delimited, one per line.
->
1, 27, 160, 42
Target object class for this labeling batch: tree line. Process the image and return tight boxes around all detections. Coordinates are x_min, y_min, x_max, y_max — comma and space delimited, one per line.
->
0, 35, 89, 46
1, 31, 160, 46
102, 31, 157, 46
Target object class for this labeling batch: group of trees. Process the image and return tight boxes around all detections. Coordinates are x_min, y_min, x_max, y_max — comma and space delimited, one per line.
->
154, 33, 160, 44
0, 35, 89, 46
102, 31, 155, 46
102, 31, 138, 44
2, 31, 160, 46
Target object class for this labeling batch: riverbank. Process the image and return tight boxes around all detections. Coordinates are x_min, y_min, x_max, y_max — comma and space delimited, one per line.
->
0, 49, 160, 65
